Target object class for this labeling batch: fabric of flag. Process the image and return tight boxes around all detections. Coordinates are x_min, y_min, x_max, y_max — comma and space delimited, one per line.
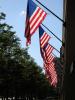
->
45, 44, 54, 57
49, 62, 57, 87
25, 0, 47, 46
46, 54, 54, 64
44, 63, 51, 78
44, 43, 54, 64
39, 26, 50, 48
39, 26, 57, 87
40, 45, 54, 64
44, 62, 57, 87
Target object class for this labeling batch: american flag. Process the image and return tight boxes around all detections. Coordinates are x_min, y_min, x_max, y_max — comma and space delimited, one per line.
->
46, 54, 54, 64
39, 26, 57, 87
44, 62, 57, 87
25, 0, 47, 46
40, 44, 54, 64
45, 44, 54, 57
39, 26, 50, 48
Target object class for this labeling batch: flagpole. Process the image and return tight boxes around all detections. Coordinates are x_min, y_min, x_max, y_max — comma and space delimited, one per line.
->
41, 24, 63, 44
52, 52, 63, 67
35, 0, 65, 25
50, 44, 60, 54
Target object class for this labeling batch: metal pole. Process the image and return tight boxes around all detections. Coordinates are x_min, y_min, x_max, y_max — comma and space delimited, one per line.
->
50, 44, 60, 54
36, 0, 65, 24
42, 24, 63, 44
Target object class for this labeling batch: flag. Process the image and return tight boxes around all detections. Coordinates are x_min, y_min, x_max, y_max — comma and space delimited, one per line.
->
44, 43, 54, 64
46, 54, 54, 64
39, 26, 57, 87
45, 44, 54, 57
39, 26, 50, 48
25, 0, 47, 46
49, 62, 57, 87
40, 44, 54, 64
44, 62, 58, 87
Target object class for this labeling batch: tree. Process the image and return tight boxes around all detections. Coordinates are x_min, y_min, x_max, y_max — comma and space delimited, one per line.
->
0, 12, 57, 100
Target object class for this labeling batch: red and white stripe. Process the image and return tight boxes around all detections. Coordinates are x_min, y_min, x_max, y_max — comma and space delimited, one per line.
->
40, 32, 50, 48
49, 62, 57, 86
46, 54, 54, 64
43, 53, 54, 65
51, 76, 57, 87
44, 62, 57, 87
45, 44, 54, 57
44, 63, 51, 78
41, 48, 47, 61
25, 7, 47, 36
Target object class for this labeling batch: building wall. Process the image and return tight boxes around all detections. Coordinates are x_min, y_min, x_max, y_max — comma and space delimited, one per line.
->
63, 0, 75, 100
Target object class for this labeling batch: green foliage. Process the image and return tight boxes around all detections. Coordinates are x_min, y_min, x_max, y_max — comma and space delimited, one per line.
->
0, 12, 57, 99
0, 12, 6, 20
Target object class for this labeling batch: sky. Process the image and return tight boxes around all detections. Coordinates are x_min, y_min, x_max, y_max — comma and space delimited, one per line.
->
0, 0, 63, 67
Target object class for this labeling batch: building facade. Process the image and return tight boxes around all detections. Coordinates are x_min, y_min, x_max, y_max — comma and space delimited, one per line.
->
63, 0, 75, 100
